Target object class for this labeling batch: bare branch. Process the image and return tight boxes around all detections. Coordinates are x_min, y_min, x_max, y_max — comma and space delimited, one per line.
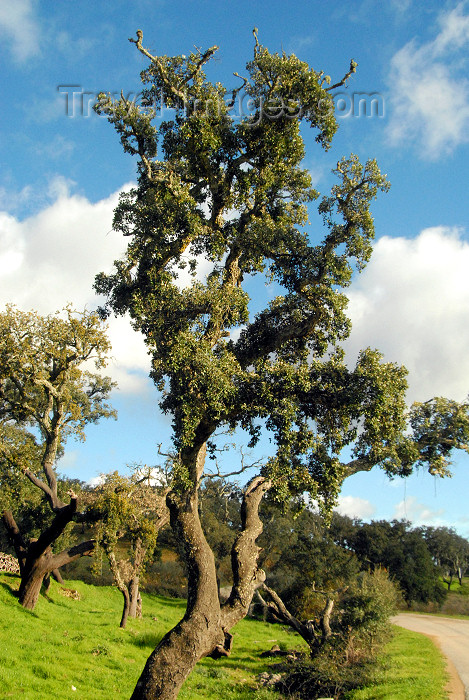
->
326, 59, 358, 92
129, 29, 218, 103
204, 452, 265, 481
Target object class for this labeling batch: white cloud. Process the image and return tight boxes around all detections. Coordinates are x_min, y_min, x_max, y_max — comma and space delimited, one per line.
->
0, 178, 125, 312
393, 495, 445, 524
345, 227, 469, 402
0, 179, 152, 394
0, 180, 221, 396
335, 495, 376, 519
0, 0, 41, 62
387, 3, 469, 158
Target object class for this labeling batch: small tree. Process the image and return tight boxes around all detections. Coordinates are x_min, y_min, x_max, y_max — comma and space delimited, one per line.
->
420, 525, 469, 588
89, 469, 169, 628
0, 306, 116, 609
94, 30, 469, 699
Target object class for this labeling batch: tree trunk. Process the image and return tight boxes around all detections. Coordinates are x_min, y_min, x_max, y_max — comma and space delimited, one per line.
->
120, 587, 131, 629
105, 548, 133, 629
130, 444, 271, 700
129, 576, 140, 618
136, 592, 143, 618
52, 568, 65, 584
131, 445, 222, 700
19, 570, 45, 610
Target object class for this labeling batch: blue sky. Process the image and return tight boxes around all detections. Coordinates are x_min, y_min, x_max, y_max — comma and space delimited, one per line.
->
1, 0, 469, 535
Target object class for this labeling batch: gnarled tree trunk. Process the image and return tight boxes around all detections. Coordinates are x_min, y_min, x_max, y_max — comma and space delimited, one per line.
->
2, 504, 94, 610
131, 442, 270, 700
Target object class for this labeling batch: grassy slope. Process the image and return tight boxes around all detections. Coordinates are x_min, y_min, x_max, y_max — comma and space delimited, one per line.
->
0, 573, 302, 700
0, 573, 451, 700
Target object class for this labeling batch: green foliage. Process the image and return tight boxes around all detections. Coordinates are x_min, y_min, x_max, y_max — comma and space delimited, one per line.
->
0, 306, 116, 444
338, 519, 447, 606
258, 502, 360, 616
339, 569, 399, 655
0, 424, 43, 514
87, 470, 162, 580
410, 397, 469, 476
93, 30, 401, 507
0, 305, 116, 581
419, 524, 469, 587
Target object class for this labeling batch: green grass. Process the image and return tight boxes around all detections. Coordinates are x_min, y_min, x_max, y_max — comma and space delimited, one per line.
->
0, 573, 452, 700
345, 626, 450, 700
0, 573, 302, 700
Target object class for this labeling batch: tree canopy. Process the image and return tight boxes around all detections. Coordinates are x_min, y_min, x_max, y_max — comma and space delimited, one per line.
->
93, 29, 469, 699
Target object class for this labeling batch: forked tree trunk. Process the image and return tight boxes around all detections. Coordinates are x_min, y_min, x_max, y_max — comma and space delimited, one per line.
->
444, 572, 454, 590
106, 549, 132, 629
131, 441, 271, 700
105, 537, 149, 627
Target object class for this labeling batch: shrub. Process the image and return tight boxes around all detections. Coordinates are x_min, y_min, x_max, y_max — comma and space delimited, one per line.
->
278, 569, 399, 699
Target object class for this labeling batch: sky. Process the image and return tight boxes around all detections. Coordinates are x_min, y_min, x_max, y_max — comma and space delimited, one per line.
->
1, 0, 469, 535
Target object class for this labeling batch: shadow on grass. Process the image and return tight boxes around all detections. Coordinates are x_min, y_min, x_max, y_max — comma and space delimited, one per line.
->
143, 593, 187, 609
0, 581, 40, 618
0, 579, 20, 599
130, 632, 163, 649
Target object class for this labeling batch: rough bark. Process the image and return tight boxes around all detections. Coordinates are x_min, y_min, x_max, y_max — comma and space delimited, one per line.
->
129, 575, 141, 618
221, 476, 272, 630
130, 445, 271, 700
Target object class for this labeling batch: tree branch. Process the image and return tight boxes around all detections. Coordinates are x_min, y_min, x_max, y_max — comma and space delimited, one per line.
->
49, 539, 95, 569
325, 59, 357, 92
129, 30, 218, 104
29, 494, 78, 559
221, 476, 271, 628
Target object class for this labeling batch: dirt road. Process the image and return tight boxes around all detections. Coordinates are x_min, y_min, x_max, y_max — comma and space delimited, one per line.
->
392, 614, 469, 699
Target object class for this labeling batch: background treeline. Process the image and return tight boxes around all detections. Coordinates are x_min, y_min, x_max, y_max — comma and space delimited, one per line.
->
3, 472, 468, 613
